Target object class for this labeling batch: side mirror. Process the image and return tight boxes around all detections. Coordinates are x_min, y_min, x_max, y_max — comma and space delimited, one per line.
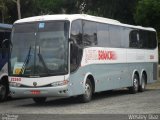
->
69, 38, 76, 45
2, 39, 12, 49
2, 39, 9, 48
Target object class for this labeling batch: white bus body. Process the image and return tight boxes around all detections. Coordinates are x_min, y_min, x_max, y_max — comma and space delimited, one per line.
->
9, 14, 158, 103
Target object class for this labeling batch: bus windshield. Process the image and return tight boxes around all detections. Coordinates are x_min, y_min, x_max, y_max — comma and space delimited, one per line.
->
9, 21, 69, 77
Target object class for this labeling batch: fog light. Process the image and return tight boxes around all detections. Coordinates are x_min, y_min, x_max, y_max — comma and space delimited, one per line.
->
10, 82, 21, 87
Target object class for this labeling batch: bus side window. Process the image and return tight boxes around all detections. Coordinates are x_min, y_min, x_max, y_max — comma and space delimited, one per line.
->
147, 31, 157, 49
2, 32, 10, 58
3, 32, 10, 48
139, 30, 146, 48
121, 27, 130, 48
97, 23, 110, 47
71, 20, 83, 46
0, 31, 5, 59
83, 20, 97, 46
70, 20, 83, 72
129, 30, 139, 48
109, 25, 122, 48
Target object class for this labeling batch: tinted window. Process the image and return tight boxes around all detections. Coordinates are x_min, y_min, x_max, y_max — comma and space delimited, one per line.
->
121, 27, 130, 48
70, 20, 83, 72
0, 30, 10, 59
139, 30, 147, 48
130, 30, 157, 49
147, 31, 157, 49
14, 23, 36, 33
109, 25, 122, 48
83, 21, 97, 46
0, 31, 10, 48
0, 31, 5, 48
71, 20, 82, 46
97, 23, 109, 47
129, 30, 139, 48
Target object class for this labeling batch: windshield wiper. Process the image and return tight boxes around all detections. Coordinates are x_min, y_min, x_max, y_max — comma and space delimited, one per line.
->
38, 47, 49, 73
19, 46, 32, 75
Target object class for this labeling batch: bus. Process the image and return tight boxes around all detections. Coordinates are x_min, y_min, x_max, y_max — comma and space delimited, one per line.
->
0, 23, 12, 102
9, 14, 158, 103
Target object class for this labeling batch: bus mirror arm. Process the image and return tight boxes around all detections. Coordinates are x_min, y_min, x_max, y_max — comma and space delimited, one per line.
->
2, 39, 8, 46
69, 38, 83, 49
2, 39, 12, 48
69, 38, 76, 45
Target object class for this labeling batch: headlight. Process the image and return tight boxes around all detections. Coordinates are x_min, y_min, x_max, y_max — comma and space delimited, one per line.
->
51, 80, 69, 87
10, 82, 21, 87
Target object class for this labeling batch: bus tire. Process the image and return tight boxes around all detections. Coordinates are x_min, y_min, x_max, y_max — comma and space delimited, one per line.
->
0, 83, 7, 102
139, 74, 146, 92
129, 74, 139, 94
33, 97, 46, 104
79, 79, 93, 103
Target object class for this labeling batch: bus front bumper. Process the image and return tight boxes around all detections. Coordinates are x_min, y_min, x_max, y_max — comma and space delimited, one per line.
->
10, 85, 71, 98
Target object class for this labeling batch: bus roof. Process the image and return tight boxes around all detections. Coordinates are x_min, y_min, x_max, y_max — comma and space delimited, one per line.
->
0, 23, 12, 30
14, 14, 155, 31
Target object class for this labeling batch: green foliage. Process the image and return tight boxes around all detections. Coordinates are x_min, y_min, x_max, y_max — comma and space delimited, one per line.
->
0, 0, 159, 32
35, 0, 64, 14
84, 0, 136, 24
135, 0, 160, 31
0, 0, 9, 23
0, 0, 138, 24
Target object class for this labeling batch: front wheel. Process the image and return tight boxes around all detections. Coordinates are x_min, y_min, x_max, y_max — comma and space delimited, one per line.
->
33, 97, 46, 104
79, 79, 93, 103
0, 83, 7, 102
129, 74, 139, 94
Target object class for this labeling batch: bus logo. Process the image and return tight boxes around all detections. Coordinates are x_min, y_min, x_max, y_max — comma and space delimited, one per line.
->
33, 82, 37, 87
98, 50, 117, 60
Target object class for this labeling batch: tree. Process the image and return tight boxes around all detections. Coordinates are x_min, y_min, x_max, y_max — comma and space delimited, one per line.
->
134, 0, 160, 39
12, 0, 21, 19
0, 0, 8, 23
35, 0, 65, 14
76, 0, 137, 24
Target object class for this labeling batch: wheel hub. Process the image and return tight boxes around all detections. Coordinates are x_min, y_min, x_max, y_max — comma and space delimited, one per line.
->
85, 83, 91, 98
134, 78, 138, 91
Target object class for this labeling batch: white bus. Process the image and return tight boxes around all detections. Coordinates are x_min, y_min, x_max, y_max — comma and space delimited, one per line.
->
9, 14, 158, 103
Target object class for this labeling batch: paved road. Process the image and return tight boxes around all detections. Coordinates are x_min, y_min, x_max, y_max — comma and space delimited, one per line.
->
0, 81, 160, 115
0, 81, 160, 120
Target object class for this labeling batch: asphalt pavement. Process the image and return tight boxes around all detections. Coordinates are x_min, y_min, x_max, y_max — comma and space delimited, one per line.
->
0, 81, 160, 120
